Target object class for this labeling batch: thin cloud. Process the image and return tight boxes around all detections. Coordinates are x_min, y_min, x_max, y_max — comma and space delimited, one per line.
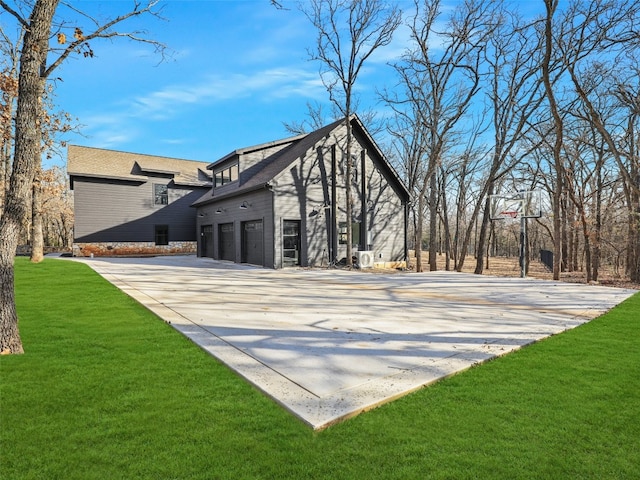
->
72, 65, 326, 151
128, 67, 325, 118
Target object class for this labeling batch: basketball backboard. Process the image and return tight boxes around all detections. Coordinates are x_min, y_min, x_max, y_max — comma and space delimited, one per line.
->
490, 190, 542, 220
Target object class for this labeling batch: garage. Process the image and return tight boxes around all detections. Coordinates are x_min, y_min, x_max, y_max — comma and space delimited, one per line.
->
242, 220, 263, 266
219, 223, 235, 261
200, 225, 213, 257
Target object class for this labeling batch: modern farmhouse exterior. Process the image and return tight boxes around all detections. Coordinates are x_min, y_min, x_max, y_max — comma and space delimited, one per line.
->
68, 145, 211, 257
192, 116, 409, 269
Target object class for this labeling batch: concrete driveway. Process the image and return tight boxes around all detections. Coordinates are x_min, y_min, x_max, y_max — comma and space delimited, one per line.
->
72, 255, 637, 430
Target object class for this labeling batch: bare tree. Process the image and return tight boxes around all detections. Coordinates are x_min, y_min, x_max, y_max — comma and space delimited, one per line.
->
40, 166, 73, 248
473, 8, 546, 274
301, 0, 401, 267
538, 0, 640, 281
447, 125, 487, 272
283, 101, 332, 135
389, 0, 492, 272
30, 90, 76, 263
385, 90, 429, 267
0, 25, 22, 216
558, 0, 640, 281
615, 73, 640, 281
0, 0, 165, 354
540, 0, 565, 280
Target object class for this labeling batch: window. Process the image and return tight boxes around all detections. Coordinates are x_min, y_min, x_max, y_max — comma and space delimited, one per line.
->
214, 163, 239, 188
154, 184, 168, 205
339, 222, 361, 247
155, 225, 169, 245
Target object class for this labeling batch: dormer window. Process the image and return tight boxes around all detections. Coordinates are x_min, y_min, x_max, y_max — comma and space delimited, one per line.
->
214, 163, 239, 188
154, 184, 168, 205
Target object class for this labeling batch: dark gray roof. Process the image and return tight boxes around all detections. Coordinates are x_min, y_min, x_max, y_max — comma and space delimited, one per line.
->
192, 116, 408, 207
207, 133, 306, 170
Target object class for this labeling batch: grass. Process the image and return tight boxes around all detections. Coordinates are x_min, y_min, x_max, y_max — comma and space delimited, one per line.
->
1, 257, 639, 479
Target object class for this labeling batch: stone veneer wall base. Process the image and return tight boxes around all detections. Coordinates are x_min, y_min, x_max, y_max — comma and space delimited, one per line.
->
73, 241, 197, 257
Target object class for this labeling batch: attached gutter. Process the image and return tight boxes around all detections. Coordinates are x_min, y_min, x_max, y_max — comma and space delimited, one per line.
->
173, 179, 212, 188
68, 172, 148, 183
271, 187, 277, 269
190, 183, 272, 208
135, 163, 181, 175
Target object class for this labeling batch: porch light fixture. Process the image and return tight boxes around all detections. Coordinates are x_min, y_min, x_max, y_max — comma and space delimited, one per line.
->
198, 213, 206, 217
239, 201, 250, 209
215, 208, 224, 214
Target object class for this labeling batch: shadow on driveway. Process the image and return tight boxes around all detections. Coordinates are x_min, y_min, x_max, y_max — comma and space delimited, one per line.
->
68, 255, 638, 429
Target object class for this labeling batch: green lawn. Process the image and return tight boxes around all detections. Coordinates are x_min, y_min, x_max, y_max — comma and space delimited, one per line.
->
2, 258, 639, 479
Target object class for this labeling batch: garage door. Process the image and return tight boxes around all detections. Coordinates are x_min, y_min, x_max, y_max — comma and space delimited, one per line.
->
219, 223, 235, 261
242, 220, 263, 266
201, 225, 213, 258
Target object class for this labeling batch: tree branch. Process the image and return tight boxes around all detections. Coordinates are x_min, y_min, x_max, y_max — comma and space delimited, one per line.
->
43, 0, 166, 78
0, 1, 28, 29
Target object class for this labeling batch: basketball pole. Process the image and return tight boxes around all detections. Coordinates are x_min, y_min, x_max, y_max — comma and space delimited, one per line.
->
520, 214, 527, 278
518, 190, 527, 278
491, 189, 539, 279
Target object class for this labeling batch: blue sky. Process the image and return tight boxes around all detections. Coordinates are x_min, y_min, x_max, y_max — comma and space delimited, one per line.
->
47, 0, 414, 167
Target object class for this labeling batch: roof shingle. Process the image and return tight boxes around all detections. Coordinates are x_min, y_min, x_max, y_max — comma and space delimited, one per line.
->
68, 145, 211, 187
192, 116, 409, 207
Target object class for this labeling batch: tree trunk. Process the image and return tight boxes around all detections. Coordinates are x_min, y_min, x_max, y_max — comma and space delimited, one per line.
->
631, 186, 640, 283
592, 158, 602, 282
456, 189, 484, 272
440, 175, 451, 271
428, 171, 438, 271
630, 153, 640, 282
474, 192, 493, 274
345, 115, 353, 267
30, 169, 44, 263
579, 209, 592, 283
0, 0, 59, 355
415, 194, 425, 272
542, 0, 563, 281
485, 222, 493, 270
560, 196, 575, 272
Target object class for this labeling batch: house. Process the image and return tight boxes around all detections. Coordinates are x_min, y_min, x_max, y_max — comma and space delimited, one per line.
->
68, 145, 211, 257
192, 116, 409, 269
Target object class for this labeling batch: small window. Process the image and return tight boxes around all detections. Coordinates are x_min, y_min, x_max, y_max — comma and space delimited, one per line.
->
154, 184, 168, 205
215, 171, 224, 188
229, 164, 239, 182
155, 225, 169, 245
214, 162, 239, 188
339, 221, 361, 247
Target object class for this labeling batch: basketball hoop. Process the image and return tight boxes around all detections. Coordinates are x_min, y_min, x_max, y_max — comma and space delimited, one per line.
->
500, 211, 519, 219
489, 190, 544, 279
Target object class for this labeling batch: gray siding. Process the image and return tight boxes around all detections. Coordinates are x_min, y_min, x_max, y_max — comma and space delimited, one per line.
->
196, 189, 275, 267
211, 143, 295, 198
195, 120, 407, 269
73, 176, 206, 243
269, 124, 406, 268
272, 147, 332, 268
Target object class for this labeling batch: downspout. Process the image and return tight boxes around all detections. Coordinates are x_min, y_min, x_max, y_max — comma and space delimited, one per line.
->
267, 183, 276, 269
404, 200, 409, 267
331, 144, 337, 263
